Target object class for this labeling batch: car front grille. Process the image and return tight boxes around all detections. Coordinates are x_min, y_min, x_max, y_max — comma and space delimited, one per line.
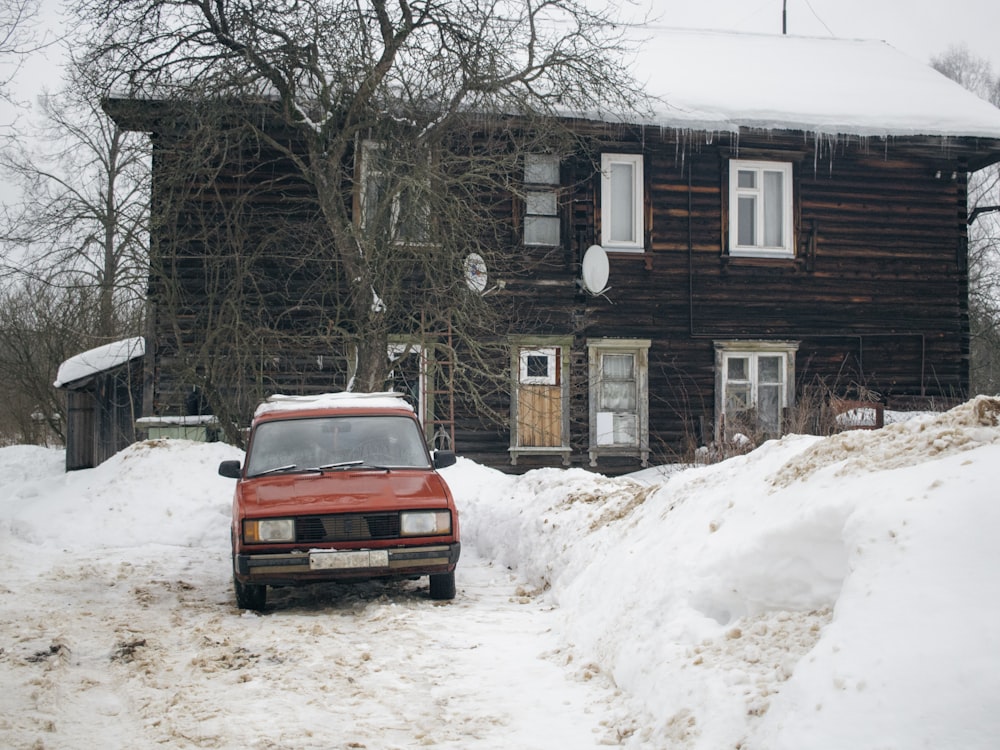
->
295, 513, 401, 543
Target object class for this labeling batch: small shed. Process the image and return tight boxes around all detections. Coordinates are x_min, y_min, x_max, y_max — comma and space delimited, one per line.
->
54, 337, 145, 471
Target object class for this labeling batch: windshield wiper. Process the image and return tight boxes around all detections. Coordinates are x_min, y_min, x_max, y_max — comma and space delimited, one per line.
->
314, 460, 391, 472
315, 460, 364, 471
249, 463, 299, 477
251, 464, 336, 478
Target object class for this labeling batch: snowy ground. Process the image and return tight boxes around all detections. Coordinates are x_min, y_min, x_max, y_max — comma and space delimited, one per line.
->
2, 397, 1000, 749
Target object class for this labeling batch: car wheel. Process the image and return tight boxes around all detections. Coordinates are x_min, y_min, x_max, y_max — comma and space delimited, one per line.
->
234, 572, 267, 611
428, 571, 456, 600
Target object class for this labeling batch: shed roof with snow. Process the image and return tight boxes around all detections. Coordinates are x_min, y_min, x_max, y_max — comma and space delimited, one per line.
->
54, 337, 146, 389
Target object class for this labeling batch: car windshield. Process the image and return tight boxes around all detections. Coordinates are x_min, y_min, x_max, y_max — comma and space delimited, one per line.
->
245, 415, 432, 476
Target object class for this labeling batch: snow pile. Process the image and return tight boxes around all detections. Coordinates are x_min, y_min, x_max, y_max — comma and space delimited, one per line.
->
0, 438, 240, 552
772, 394, 1000, 486
445, 396, 1000, 749
1, 398, 999, 748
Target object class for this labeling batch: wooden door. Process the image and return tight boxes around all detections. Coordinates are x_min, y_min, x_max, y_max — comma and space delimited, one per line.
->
517, 384, 562, 447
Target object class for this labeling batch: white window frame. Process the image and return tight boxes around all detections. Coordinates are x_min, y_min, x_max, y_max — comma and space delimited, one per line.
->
600, 153, 644, 252
588, 338, 650, 467
519, 347, 558, 385
714, 340, 799, 441
728, 160, 794, 258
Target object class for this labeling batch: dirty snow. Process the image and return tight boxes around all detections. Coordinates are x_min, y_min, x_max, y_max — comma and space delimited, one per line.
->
1, 396, 1000, 748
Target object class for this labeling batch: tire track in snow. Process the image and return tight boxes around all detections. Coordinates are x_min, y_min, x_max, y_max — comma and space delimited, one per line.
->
0, 545, 642, 749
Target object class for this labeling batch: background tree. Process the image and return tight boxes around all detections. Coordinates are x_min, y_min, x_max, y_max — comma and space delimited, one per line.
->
932, 45, 1000, 395
0, 54, 149, 445
1, 57, 149, 337
0, 0, 41, 106
0, 277, 103, 445
79, 0, 647, 416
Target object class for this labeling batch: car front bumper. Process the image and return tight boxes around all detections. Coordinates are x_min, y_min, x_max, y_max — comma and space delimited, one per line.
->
235, 542, 460, 585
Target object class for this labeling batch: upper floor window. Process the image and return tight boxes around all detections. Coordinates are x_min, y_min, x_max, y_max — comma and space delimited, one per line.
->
728, 160, 794, 258
360, 140, 430, 244
600, 153, 644, 252
523, 154, 560, 246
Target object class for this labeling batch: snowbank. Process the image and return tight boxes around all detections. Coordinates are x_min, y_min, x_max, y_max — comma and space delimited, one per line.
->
444, 396, 1000, 748
1, 397, 998, 748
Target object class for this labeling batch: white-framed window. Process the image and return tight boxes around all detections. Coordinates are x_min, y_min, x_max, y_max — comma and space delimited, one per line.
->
519, 347, 558, 385
728, 160, 794, 257
523, 154, 560, 246
714, 341, 799, 439
600, 153, 644, 252
359, 140, 430, 244
588, 338, 650, 466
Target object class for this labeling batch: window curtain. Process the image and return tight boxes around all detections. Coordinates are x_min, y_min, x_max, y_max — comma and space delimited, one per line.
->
600, 354, 636, 410
763, 171, 784, 247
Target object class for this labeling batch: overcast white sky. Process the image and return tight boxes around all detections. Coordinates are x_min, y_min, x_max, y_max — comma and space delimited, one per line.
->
638, 0, 1000, 65
5, 0, 1000, 104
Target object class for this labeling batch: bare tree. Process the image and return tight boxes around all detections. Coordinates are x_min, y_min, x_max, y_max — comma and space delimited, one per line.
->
0, 0, 42, 105
0, 51, 148, 446
79, 0, 647, 403
0, 56, 149, 340
932, 45, 1000, 394
0, 275, 104, 445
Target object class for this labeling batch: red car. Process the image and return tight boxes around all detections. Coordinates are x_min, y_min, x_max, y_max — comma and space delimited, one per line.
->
218, 393, 460, 610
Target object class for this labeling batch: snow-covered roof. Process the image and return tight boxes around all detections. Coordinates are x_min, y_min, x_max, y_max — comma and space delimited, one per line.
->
594, 27, 1000, 139
53, 337, 146, 389
254, 392, 414, 418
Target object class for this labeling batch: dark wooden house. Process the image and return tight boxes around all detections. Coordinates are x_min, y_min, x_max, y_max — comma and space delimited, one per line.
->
107, 29, 1000, 473
54, 337, 146, 470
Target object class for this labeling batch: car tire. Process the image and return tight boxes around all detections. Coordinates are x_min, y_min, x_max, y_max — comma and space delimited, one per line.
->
234, 572, 267, 611
428, 571, 456, 600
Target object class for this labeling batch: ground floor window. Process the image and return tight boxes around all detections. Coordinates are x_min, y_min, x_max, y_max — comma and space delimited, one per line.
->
714, 340, 798, 441
588, 338, 650, 467
388, 341, 429, 429
510, 336, 572, 465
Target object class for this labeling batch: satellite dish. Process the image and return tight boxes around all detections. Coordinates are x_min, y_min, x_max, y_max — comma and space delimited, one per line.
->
464, 253, 488, 293
580, 244, 610, 295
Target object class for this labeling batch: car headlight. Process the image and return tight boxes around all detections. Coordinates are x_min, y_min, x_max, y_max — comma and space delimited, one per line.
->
243, 518, 295, 543
400, 510, 452, 537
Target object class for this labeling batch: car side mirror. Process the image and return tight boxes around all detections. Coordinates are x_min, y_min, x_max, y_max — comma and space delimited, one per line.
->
433, 450, 457, 469
218, 460, 242, 479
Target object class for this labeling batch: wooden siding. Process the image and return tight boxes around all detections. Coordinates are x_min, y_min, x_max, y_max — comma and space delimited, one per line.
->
113, 99, 1000, 474
454, 128, 991, 471
63, 362, 144, 471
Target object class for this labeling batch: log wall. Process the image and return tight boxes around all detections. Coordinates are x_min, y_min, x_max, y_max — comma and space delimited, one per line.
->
119, 99, 999, 473
454, 127, 991, 471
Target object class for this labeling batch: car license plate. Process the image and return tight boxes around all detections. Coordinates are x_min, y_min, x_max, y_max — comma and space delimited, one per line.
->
309, 550, 389, 570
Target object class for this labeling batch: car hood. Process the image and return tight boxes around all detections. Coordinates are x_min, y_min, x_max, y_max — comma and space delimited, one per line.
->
238, 470, 453, 515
